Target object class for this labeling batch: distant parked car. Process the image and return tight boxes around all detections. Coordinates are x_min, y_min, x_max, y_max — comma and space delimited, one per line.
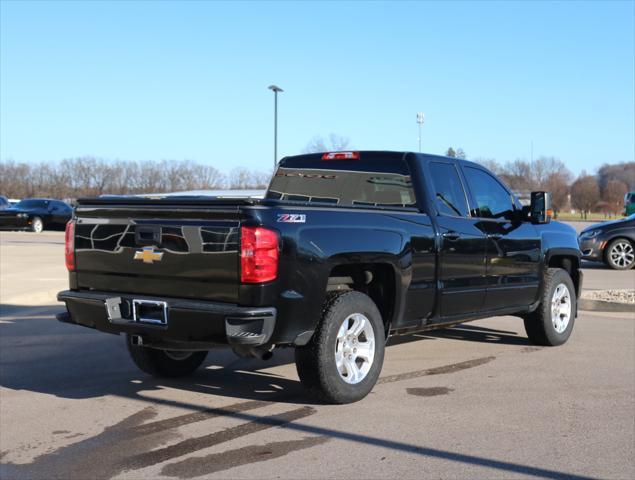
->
579, 214, 635, 270
0, 196, 11, 210
624, 192, 635, 216
0, 198, 73, 233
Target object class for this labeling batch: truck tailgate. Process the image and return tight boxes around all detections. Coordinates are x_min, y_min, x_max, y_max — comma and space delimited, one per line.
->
73, 199, 244, 303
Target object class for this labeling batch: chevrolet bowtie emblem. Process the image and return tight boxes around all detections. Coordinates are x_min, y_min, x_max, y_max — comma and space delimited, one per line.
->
133, 247, 164, 264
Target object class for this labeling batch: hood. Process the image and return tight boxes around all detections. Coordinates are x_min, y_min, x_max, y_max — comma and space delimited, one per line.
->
1, 206, 31, 214
581, 216, 634, 234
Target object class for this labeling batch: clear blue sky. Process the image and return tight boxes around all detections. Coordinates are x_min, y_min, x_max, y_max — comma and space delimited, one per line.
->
1, 0, 633, 175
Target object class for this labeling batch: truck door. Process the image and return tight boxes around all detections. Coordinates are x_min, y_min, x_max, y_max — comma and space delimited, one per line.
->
460, 165, 541, 309
427, 161, 488, 318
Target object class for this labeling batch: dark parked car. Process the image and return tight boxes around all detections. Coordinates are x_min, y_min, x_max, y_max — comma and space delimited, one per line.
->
0, 198, 73, 233
579, 214, 635, 270
0, 196, 11, 210
57, 151, 582, 403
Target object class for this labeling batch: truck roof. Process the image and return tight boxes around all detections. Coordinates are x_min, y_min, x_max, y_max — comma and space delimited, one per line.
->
281, 150, 480, 167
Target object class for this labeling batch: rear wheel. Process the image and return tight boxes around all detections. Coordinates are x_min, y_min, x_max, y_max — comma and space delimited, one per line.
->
605, 238, 634, 270
126, 335, 208, 377
31, 216, 44, 233
295, 291, 385, 404
523, 268, 576, 346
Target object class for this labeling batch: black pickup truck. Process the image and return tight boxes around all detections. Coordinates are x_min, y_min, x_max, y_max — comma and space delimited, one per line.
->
57, 151, 582, 403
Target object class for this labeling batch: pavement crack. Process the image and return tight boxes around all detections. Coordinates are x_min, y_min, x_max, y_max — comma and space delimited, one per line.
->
406, 386, 454, 397
378, 356, 495, 385
122, 406, 317, 471
0, 399, 279, 480
127, 399, 272, 437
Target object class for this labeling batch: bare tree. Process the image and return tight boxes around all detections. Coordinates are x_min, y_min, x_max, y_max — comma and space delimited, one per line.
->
570, 174, 600, 219
474, 158, 503, 175
602, 179, 628, 217
500, 159, 534, 191
544, 171, 571, 216
303, 134, 350, 153
597, 162, 635, 193
228, 167, 270, 189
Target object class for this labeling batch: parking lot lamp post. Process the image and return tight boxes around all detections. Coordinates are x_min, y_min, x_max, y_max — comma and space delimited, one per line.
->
268, 85, 284, 169
416, 112, 425, 152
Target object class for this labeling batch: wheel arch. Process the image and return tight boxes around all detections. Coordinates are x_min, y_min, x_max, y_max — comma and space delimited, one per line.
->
546, 251, 582, 299
327, 261, 400, 338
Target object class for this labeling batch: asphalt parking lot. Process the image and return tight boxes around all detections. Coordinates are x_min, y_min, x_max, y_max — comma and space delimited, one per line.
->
1, 228, 633, 479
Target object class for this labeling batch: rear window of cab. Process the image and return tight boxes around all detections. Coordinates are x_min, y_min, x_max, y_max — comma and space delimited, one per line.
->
266, 152, 416, 209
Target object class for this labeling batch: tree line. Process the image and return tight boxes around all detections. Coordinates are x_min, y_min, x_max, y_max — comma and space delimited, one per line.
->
1, 145, 633, 219
0, 157, 271, 200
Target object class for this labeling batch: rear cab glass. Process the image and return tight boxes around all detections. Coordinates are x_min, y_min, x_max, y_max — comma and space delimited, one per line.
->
266, 152, 416, 209
428, 162, 470, 217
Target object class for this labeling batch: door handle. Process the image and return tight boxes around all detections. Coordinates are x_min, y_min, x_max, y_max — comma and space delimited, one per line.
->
442, 231, 460, 241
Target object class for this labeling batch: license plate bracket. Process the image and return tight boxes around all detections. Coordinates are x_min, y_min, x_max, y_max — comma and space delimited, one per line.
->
132, 299, 168, 325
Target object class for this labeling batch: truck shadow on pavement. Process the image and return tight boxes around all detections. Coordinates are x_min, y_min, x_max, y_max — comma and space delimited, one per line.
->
2, 304, 596, 480
0, 304, 530, 404
0, 303, 311, 404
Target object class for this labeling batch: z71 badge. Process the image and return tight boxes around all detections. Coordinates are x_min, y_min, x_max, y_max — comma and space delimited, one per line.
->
277, 213, 306, 223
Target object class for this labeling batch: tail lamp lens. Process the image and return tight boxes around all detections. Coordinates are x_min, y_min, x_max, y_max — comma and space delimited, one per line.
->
65, 220, 75, 271
240, 226, 279, 283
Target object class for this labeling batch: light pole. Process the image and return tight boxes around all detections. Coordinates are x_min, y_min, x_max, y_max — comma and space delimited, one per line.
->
268, 85, 283, 169
416, 112, 425, 152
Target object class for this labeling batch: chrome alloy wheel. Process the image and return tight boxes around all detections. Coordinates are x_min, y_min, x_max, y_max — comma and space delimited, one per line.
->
32, 217, 43, 233
609, 241, 634, 268
335, 313, 375, 384
551, 283, 572, 334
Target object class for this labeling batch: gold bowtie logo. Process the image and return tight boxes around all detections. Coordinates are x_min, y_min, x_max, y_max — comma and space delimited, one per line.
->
134, 247, 164, 264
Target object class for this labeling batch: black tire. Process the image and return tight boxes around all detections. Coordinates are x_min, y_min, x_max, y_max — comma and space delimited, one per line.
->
523, 268, 576, 346
295, 291, 385, 404
126, 335, 208, 378
31, 216, 44, 233
604, 238, 635, 270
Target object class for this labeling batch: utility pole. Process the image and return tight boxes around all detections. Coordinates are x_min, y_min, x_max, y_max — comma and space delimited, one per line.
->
531, 140, 534, 163
416, 112, 425, 152
268, 85, 283, 169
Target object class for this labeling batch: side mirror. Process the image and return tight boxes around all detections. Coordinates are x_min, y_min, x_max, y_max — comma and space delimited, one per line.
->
530, 191, 553, 224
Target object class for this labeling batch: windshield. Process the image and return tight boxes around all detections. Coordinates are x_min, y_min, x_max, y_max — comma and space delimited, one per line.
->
14, 199, 48, 209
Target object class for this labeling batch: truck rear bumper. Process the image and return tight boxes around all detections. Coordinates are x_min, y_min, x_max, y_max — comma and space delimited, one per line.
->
57, 290, 276, 349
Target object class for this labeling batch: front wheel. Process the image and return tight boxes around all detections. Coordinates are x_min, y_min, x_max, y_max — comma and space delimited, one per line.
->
31, 216, 44, 233
126, 335, 208, 377
523, 268, 576, 346
605, 238, 634, 270
295, 291, 385, 404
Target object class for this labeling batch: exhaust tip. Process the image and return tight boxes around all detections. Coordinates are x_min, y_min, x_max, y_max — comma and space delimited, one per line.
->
130, 335, 144, 346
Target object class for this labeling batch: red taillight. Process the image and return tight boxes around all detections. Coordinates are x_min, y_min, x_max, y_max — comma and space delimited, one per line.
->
240, 226, 279, 283
65, 220, 75, 271
321, 151, 360, 161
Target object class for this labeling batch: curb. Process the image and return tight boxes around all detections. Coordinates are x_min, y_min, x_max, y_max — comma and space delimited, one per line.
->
579, 298, 634, 313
